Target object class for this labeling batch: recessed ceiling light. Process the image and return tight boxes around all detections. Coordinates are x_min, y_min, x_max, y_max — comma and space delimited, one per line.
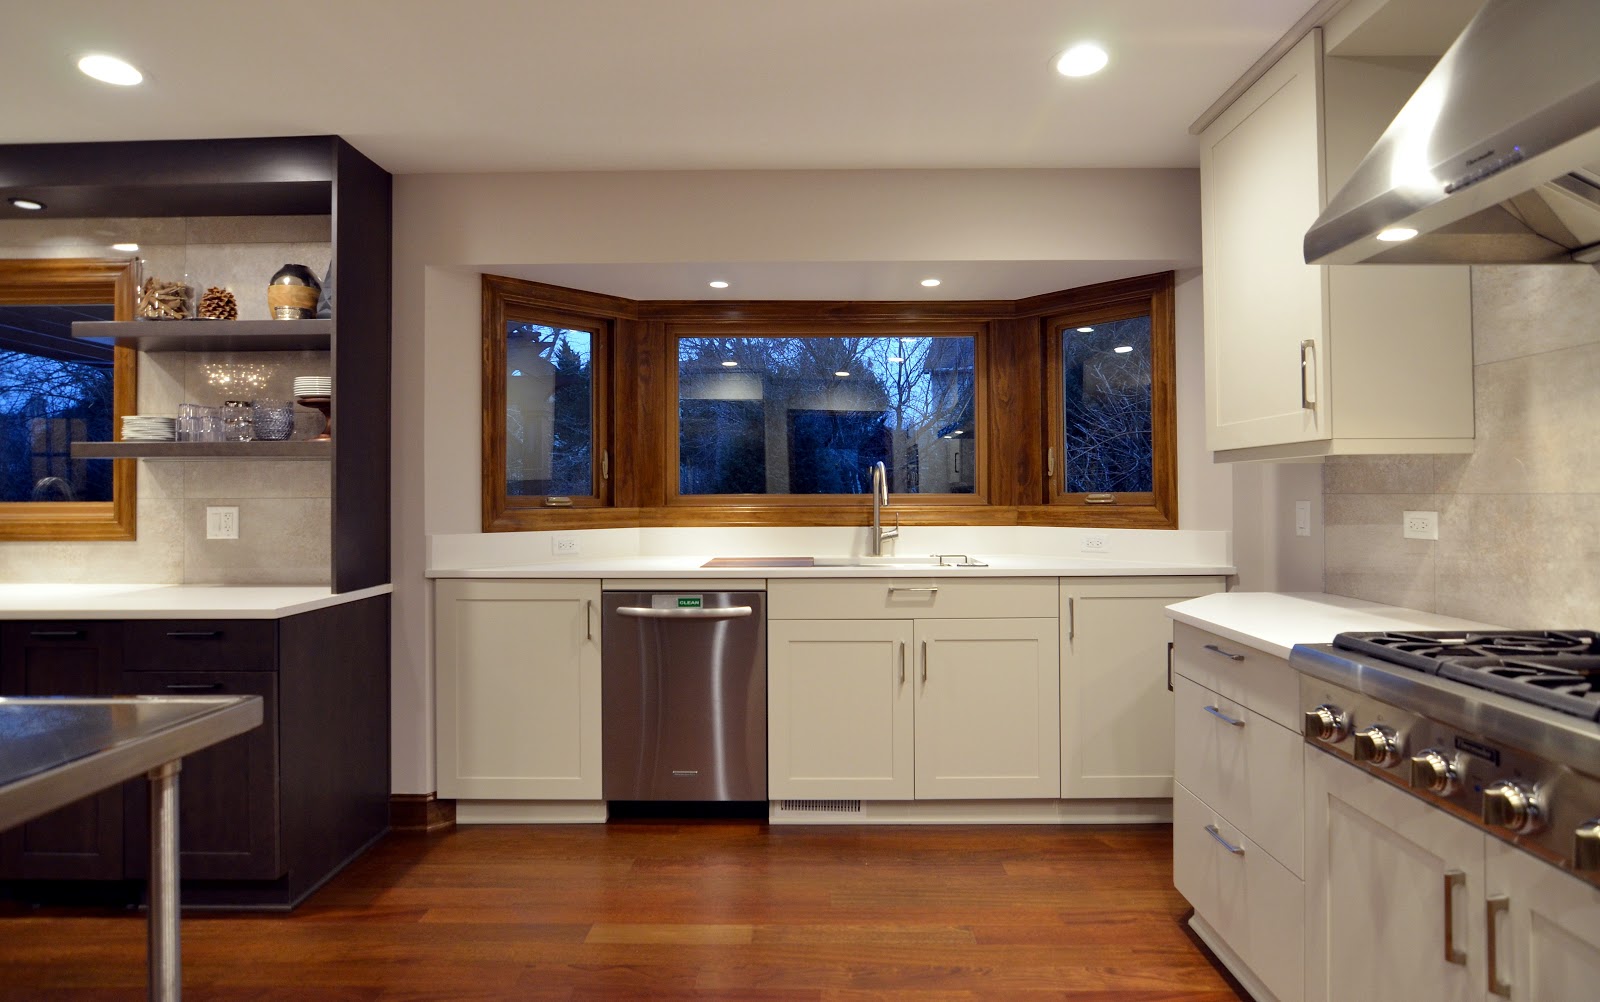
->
834, 370, 850, 377
920, 278, 941, 287
1377, 227, 1419, 242
721, 360, 739, 367
1113, 345, 1134, 354
9, 198, 45, 211
112, 242, 139, 252
77, 54, 143, 86
1055, 42, 1109, 78
708, 280, 730, 289
1076, 326, 1095, 333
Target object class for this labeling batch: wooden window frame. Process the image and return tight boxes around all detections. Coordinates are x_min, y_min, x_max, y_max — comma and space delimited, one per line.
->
0, 258, 137, 541
1040, 272, 1176, 528
482, 271, 1178, 532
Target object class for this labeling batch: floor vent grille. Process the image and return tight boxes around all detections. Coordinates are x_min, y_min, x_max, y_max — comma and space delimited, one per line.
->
777, 799, 863, 813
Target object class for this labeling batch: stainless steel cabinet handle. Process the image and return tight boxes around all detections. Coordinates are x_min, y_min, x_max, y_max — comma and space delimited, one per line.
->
165, 631, 221, 638
899, 641, 906, 684
1204, 824, 1245, 856
1203, 705, 1246, 728
1067, 597, 1075, 641
1299, 339, 1318, 408
921, 640, 928, 683
29, 630, 84, 639
1487, 894, 1511, 997
586, 600, 593, 641
615, 606, 753, 619
888, 586, 938, 594
1203, 643, 1245, 662
1166, 641, 1175, 693
165, 682, 223, 691
1443, 870, 1467, 966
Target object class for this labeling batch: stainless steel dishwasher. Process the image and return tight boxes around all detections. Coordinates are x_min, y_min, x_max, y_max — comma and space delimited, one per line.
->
601, 590, 766, 802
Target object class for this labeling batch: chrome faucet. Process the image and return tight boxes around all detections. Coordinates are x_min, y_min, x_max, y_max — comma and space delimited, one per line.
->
870, 461, 899, 556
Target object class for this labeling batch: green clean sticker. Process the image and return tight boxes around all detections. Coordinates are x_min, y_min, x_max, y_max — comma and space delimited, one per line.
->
677, 596, 703, 608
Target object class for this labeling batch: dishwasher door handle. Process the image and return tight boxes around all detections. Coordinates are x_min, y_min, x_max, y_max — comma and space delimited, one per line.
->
615, 606, 755, 619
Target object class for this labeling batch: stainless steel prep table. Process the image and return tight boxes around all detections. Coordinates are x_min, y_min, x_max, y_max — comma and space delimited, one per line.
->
0, 695, 263, 1001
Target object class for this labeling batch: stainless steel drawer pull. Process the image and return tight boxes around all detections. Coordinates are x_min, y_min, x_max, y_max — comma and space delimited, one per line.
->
888, 586, 938, 594
29, 630, 84, 639
1202, 643, 1245, 662
165, 631, 221, 638
899, 641, 906, 684
1487, 894, 1511, 996
1299, 339, 1318, 408
165, 683, 223, 691
921, 640, 929, 683
586, 600, 593, 641
1203, 705, 1246, 728
1204, 824, 1245, 856
1443, 870, 1467, 966
615, 606, 753, 619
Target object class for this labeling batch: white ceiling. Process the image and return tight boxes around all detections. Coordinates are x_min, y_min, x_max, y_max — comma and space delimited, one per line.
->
4, 0, 1318, 174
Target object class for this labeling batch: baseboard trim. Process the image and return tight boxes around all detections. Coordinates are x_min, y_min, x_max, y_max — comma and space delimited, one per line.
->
768, 798, 1173, 825
1186, 913, 1280, 1002
390, 793, 456, 833
456, 800, 607, 824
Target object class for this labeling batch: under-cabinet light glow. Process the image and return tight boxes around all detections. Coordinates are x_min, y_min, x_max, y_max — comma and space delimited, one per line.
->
9, 198, 45, 211
77, 54, 143, 86
1113, 345, 1134, 354
1055, 43, 1109, 78
708, 280, 730, 289
1377, 227, 1419, 242
920, 278, 941, 287
112, 242, 139, 252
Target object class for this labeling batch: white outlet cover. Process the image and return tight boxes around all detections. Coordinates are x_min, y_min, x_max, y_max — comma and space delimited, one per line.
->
552, 534, 580, 555
1081, 532, 1109, 553
1402, 510, 1439, 541
205, 506, 239, 540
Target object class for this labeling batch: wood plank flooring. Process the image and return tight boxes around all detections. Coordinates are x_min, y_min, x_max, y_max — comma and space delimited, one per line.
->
0, 822, 1246, 1001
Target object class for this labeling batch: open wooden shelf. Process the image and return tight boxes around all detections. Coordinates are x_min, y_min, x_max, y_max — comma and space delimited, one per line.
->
71, 441, 331, 461
71, 318, 331, 352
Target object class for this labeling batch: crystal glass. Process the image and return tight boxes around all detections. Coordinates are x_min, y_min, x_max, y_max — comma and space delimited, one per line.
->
251, 399, 295, 441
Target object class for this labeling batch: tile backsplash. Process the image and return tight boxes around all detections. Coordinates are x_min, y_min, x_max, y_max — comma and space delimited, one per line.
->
0, 216, 333, 585
1324, 265, 1600, 625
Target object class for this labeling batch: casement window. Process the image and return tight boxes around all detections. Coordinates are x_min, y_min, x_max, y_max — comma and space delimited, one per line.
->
0, 258, 137, 541
482, 271, 1176, 530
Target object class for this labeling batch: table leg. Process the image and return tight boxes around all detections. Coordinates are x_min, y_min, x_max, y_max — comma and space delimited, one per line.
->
147, 760, 182, 1002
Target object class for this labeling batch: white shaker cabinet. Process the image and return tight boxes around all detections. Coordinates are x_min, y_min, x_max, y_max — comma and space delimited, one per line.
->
1200, 28, 1473, 461
434, 579, 603, 800
1059, 577, 1226, 799
1485, 839, 1600, 1000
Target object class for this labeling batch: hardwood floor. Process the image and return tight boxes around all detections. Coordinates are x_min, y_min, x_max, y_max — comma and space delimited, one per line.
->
0, 822, 1246, 1001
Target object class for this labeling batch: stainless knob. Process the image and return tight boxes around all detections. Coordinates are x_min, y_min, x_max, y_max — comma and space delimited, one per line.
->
1353, 725, 1403, 767
1576, 820, 1600, 872
1303, 704, 1351, 743
1483, 780, 1544, 835
1408, 749, 1460, 795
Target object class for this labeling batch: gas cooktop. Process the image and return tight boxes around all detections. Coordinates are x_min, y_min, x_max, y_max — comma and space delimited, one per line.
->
1334, 629, 1600, 721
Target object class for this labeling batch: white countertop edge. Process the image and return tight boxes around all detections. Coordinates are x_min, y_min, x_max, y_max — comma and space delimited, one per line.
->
0, 583, 393, 620
426, 558, 1237, 579
1164, 591, 1500, 660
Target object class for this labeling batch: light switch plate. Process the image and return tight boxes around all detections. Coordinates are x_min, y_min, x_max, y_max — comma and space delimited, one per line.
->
206, 506, 239, 540
1402, 510, 1438, 540
1295, 500, 1311, 537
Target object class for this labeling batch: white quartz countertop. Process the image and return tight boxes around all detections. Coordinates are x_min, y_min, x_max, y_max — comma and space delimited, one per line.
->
1164, 591, 1500, 660
0, 584, 393, 620
427, 554, 1236, 579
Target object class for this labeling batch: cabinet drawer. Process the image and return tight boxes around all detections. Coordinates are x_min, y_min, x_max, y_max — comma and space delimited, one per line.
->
121, 620, 277, 672
768, 578, 1057, 620
1173, 675, 1304, 877
1172, 622, 1299, 729
1174, 782, 1304, 1002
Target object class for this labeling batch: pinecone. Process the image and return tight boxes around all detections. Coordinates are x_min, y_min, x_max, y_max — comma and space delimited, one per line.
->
198, 286, 238, 320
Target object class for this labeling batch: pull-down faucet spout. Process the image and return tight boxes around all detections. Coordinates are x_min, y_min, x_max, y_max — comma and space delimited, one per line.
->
870, 461, 900, 556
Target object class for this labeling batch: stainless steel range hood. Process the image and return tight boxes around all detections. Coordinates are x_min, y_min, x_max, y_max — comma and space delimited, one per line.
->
1305, 0, 1600, 265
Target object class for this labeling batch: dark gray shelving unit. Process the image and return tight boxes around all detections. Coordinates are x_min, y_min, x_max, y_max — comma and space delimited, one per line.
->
72, 441, 330, 461
71, 318, 332, 352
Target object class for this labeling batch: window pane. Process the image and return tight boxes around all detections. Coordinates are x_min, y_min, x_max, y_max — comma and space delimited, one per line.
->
1061, 316, 1152, 493
0, 304, 115, 503
505, 323, 592, 497
678, 335, 975, 495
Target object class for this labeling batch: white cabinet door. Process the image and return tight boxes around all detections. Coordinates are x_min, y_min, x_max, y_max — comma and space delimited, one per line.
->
1305, 747, 1486, 1002
434, 579, 602, 800
767, 619, 915, 800
1201, 30, 1327, 453
1485, 840, 1600, 1001
1061, 577, 1226, 798
914, 618, 1060, 800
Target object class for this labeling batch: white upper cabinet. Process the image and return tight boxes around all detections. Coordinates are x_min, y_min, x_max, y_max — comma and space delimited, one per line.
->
1200, 28, 1474, 462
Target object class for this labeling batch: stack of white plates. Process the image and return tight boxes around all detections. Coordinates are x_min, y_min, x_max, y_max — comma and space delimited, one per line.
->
292, 375, 331, 398
122, 415, 176, 441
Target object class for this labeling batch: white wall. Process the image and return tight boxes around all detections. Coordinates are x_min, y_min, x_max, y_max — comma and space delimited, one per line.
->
390, 168, 1232, 794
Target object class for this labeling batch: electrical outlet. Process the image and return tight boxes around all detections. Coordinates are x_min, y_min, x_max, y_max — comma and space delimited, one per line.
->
1295, 500, 1311, 537
206, 506, 239, 540
1081, 532, 1109, 553
552, 534, 580, 555
1402, 510, 1439, 540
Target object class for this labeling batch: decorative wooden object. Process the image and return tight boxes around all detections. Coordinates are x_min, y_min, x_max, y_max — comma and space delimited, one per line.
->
137, 277, 191, 320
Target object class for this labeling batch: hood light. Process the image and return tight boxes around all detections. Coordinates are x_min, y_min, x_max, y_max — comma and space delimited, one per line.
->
1377, 227, 1419, 242
9, 198, 45, 211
